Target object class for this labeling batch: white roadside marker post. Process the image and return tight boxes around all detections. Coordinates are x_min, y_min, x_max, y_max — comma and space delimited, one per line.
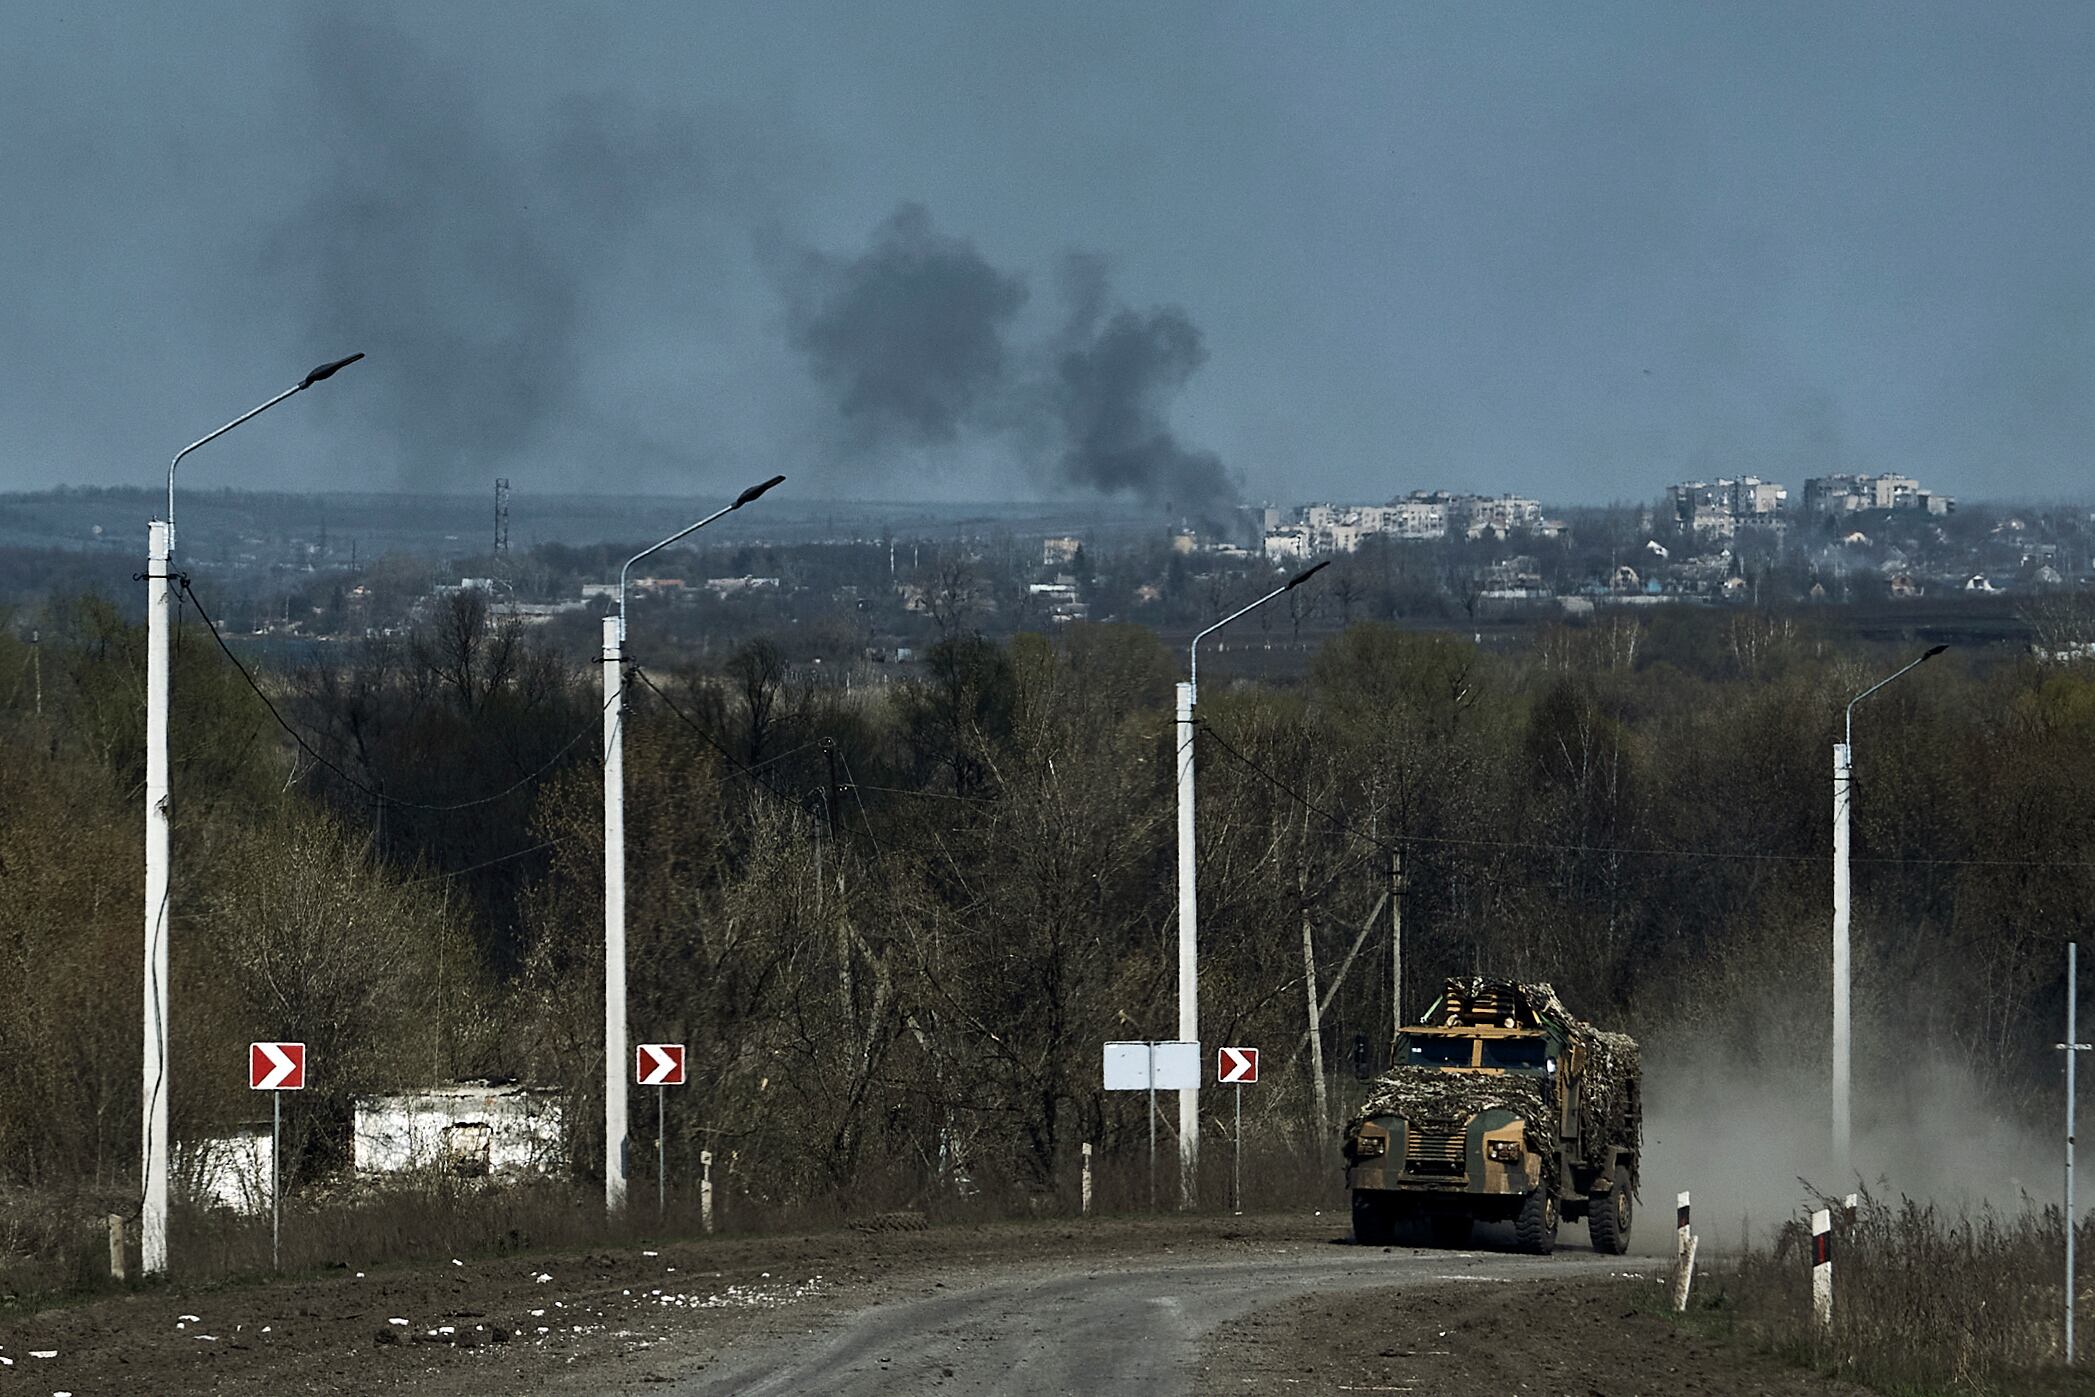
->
1081, 1143, 1093, 1217
1812, 1207, 1834, 1336
1671, 1191, 1696, 1312
700, 1150, 715, 1234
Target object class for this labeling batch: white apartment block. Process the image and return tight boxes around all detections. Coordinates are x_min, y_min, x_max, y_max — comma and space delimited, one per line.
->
1262, 491, 1544, 558
1801, 473, 1953, 516
1668, 476, 1787, 533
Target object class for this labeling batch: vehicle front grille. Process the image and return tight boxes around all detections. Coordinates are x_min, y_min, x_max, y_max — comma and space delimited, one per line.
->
1404, 1128, 1466, 1175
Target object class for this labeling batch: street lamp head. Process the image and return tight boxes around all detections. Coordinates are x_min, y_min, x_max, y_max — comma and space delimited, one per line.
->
733, 474, 787, 509
1285, 558, 1331, 590
299, 353, 366, 389
1921, 644, 1948, 661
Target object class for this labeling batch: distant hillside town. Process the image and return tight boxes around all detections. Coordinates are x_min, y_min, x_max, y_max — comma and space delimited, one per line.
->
0, 471, 2087, 676
1267, 472, 1955, 562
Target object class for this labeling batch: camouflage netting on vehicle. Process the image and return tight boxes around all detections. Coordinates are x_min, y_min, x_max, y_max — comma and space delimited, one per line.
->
1351, 1066, 1550, 1152
1499, 979, 1643, 1164
1358, 977, 1642, 1165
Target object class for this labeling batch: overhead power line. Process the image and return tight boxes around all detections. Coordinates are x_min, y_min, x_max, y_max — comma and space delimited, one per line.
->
179, 575, 606, 814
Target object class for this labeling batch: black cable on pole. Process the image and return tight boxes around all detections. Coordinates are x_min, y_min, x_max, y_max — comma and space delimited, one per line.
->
624, 663, 815, 805
179, 576, 606, 814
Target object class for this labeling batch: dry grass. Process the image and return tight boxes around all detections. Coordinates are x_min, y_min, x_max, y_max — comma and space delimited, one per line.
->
1700, 1185, 2095, 1396
0, 1136, 1346, 1312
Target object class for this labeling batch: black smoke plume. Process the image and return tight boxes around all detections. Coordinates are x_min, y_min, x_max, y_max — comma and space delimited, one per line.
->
783, 203, 1027, 450
1045, 253, 1235, 516
784, 208, 1239, 520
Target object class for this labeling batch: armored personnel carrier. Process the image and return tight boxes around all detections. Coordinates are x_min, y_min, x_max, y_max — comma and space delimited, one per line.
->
1342, 977, 1640, 1254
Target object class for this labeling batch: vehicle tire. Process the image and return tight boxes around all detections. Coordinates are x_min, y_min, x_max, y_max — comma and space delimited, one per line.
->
1352, 1192, 1398, 1246
1515, 1187, 1558, 1255
1587, 1178, 1632, 1255
1427, 1214, 1472, 1249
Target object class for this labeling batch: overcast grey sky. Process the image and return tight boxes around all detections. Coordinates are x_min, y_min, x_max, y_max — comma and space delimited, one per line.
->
2, 1, 2090, 507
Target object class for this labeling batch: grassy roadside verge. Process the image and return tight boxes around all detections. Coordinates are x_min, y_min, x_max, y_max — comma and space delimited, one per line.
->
1663, 1191, 2095, 1396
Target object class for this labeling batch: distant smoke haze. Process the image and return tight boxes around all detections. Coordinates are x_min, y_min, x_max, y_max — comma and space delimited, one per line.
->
783, 208, 1240, 522
14, 4, 2087, 502
263, 15, 754, 489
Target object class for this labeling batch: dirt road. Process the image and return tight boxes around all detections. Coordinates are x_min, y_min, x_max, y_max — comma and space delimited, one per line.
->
0, 1215, 1865, 1395
675, 1246, 1636, 1395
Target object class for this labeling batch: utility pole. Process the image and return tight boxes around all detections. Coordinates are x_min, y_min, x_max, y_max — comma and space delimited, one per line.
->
824, 737, 853, 1028
1174, 678, 1198, 1206
1389, 847, 1404, 1043
1831, 739, 1852, 1177
141, 522, 172, 1275
602, 614, 627, 1212
1299, 812, 1328, 1138
2062, 941, 2090, 1364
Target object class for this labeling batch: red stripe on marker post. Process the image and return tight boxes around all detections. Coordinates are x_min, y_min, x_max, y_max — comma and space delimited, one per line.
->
1810, 1207, 1833, 1332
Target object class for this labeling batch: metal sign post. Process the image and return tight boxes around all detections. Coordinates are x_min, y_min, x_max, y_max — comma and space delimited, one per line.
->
636, 1044, 686, 1219
1103, 1041, 1200, 1211
2061, 942, 2090, 1364
272, 1092, 280, 1269
248, 1042, 306, 1272
1217, 1048, 1260, 1215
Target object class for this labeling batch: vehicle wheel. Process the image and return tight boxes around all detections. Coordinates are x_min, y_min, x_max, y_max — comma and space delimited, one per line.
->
1352, 1192, 1398, 1246
1587, 1178, 1632, 1255
1515, 1187, 1558, 1255
1427, 1214, 1472, 1249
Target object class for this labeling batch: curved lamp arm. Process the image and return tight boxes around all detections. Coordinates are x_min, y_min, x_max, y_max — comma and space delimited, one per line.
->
1189, 558, 1328, 698
617, 474, 785, 642
1845, 644, 1947, 749
166, 353, 365, 555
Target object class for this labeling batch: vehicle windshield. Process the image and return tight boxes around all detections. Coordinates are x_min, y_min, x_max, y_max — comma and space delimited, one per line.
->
1404, 1035, 1471, 1067
1480, 1037, 1548, 1070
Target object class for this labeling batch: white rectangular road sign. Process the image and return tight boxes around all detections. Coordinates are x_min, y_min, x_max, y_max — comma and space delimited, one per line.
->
636, 1043, 686, 1086
249, 1042, 306, 1091
1217, 1046, 1259, 1084
1103, 1041, 1200, 1091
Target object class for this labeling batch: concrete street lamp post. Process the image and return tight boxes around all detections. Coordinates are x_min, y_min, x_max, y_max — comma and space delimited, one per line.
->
1832, 643, 1945, 1178
602, 475, 783, 1214
1176, 558, 1328, 1208
143, 353, 364, 1275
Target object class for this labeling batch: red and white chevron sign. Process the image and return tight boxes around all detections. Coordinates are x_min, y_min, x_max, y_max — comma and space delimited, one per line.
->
249, 1041, 306, 1091
1217, 1046, 1259, 1085
636, 1043, 686, 1086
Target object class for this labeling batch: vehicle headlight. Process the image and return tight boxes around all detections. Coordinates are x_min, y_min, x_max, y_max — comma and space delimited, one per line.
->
1353, 1133, 1387, 1158
1486, 1139, 1524, 1163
